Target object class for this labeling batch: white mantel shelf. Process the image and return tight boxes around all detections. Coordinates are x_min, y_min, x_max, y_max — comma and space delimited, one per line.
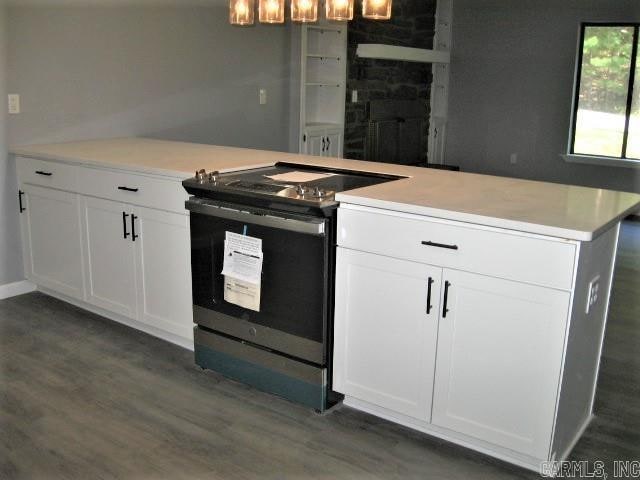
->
356, 44, 450, 64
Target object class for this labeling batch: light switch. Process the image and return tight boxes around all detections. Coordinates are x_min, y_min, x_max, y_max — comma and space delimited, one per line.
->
8, 94, 20, 114
351, 90, 358, 103
259, 88, 267, 105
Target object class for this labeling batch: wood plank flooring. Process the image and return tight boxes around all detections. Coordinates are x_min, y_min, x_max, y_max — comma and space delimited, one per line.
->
1, 221, 639, 479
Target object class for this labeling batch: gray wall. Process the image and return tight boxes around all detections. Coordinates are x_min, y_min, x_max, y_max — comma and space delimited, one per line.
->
0, 1, 25, 286
445, 0, 640, 193
2, 3, 294, 286
7, 5, 293, 150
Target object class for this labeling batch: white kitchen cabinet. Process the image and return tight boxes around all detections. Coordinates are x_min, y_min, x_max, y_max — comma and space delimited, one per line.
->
333, 248, 441, 420
17, 156, 193, 347
19, 184, 84, 300
325, 130, 342, 157
304, 130, 324, 156
431, 269, 570, 459
82, 196, 193, 338
334, 203, 619, 471
134, 207, 192, 339
302, 127, 343, 158
82, 196, 138, 319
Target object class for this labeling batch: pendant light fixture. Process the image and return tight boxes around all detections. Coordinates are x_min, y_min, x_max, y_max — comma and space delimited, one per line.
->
229, 0, 254, 25
229, 0, 392, 24
291, 0, 318, 22
325, 0, 354, 21
259, 0, 285, 23
362, 0, 392, 20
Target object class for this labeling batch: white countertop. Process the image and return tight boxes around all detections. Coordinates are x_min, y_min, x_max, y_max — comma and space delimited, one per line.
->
11, 137, 640, 241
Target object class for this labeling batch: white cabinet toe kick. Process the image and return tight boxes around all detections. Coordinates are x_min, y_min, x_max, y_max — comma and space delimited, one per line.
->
333, 203, 620, 472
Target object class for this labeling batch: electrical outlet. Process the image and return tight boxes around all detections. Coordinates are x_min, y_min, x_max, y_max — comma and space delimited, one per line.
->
259, 88, 267, 105
586, 275, 600, 314
351, 90, 358, 103
8, 94, 20, 114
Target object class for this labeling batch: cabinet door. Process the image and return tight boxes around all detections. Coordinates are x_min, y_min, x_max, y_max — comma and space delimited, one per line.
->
303, 131, 324, 156
133, 207, 193, 340
324, 131, 342, 157
20, 185, 84, 300
432, 269, 570, 459
82, 196, 137, 319
333, 248, 441, 420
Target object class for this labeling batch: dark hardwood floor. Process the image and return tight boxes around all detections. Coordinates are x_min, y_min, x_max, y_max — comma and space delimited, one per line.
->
1, 221, 639, 480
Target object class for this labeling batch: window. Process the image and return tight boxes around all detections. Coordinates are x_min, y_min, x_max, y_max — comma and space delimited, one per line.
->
570, 23, 639, 161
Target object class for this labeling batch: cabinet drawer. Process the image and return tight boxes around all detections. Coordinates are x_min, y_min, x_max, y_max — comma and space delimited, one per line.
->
338, 206, 576, 290
76, 166, 188, 214
16, 157, 78, 192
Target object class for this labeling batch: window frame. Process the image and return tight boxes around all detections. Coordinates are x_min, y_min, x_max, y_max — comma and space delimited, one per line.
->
566, 22, 640, 167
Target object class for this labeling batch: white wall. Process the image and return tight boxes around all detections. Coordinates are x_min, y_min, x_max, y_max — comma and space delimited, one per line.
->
0, 1, 25, 286
445, 0, 640, 193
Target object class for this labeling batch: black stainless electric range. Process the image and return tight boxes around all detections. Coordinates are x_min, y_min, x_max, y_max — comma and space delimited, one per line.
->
183, 162, 400, 411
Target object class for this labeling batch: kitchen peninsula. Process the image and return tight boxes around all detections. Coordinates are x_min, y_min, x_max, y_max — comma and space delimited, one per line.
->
10, 137, 640, 473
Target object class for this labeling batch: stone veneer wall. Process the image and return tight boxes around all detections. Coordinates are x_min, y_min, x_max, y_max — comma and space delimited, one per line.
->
344, 0, 437, 162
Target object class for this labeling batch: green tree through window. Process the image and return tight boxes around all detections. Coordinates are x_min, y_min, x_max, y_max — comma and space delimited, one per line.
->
571, 24, 639, 160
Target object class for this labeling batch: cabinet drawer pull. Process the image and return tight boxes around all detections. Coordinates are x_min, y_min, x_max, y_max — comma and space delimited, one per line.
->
118, 186, 139, 192
421, 240, 459, 251
442, 280, 451, 318
326, 136, 331, 150
18, 190, 25, 213
426, 277, 434, 314
131, 214, 139, 241
35, 170, 53, 176
322, 137, 326, 152
122, 212, 130, 239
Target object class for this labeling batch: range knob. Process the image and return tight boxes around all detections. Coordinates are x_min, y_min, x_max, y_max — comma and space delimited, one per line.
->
296, 184, 308, 196
195, 169, 206, 183
208, 171, 220, 183
313, 187, 326, 198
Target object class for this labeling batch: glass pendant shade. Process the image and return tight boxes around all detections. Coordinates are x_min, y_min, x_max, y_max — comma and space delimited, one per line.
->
291, 0, 318, 22
362, 0, 391, 19
230, 0, 254, 25
259, 0, 285, 23
326, 0, 353, 21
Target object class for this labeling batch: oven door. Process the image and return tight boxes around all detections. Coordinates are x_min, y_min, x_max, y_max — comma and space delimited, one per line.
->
186, 198, 331, 365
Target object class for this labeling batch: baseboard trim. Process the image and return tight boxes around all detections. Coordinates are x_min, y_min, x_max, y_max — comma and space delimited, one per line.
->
0, 280, 36, 300
343, 396, 543, 473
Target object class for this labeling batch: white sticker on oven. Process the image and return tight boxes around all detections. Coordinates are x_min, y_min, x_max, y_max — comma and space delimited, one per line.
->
221, 231, 263, 285
224, 277, 261, 312
221, 231, 263, 311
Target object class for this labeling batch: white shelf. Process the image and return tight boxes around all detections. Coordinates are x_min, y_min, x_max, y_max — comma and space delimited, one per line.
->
306, 82, 342, 87
356, 44, 450, 64
307, 25, 343, 33
307, 53, 342, 60
305, 122, 343, 129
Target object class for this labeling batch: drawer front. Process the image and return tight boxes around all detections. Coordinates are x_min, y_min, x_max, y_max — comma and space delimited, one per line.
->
76, 166, 188, 214
16, 157, 78, 192
338, 207, 576, 290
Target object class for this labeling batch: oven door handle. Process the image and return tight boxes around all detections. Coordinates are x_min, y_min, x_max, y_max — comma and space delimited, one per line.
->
185, 199, 326, 235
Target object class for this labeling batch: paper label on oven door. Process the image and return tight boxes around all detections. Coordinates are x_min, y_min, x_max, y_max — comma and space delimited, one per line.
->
221, 231, 263, 285
224, 277, 261, 312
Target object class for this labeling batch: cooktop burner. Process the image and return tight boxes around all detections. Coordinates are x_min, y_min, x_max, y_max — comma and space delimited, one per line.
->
182, 162, 402, 216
